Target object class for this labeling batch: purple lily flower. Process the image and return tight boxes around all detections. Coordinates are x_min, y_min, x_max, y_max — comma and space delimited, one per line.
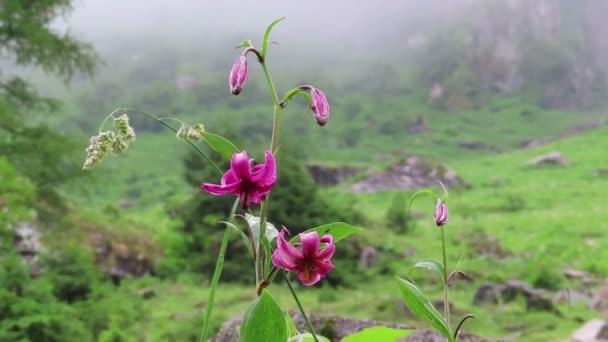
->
271, 229, 335, 286
435, 199, 449, 227
310, 87, 330, 126
229, 55, 248, 95
202, 150, 277, 209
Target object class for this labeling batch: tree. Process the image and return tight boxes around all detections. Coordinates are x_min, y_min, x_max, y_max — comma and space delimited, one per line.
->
0, 0, 97, 185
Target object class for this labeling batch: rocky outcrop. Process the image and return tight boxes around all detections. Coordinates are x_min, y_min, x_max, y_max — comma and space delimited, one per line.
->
528, 151, 569, 167
570, 319, 608, 342
350, 156, 464, 192
473, 280, 560, 315
306, 164, 363, 186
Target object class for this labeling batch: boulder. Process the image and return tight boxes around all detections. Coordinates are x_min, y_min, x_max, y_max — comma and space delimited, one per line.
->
528, 151, 569, 167
13, 222, 43, 267
306, 164, 363, 186
473, 280, 560, 315
571, 319, 608, 342
350, 156, 465, 193
590, 280, 608, 314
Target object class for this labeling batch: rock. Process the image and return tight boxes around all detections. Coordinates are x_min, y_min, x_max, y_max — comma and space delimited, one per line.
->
13, 222, 43, 267
571, 319, 608, 342
467, 232, 512, 260
563, 268, 599, 286
590, 280, 608, 313
553, 289, 591, 305
528, 151, 569, 167
594, 169, 608, 177
410, 115, 427, 133
350, 156, 465, 193
519, 138, 544, 149
212, 312, 412, 342
458, 140, 486, 150
473, 280, 561, 315
306, 164, 363, 186
358, 246, 379, 269
138, 288, 156, 300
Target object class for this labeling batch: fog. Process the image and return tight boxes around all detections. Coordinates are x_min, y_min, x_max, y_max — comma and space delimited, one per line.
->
63, 0, 471, 51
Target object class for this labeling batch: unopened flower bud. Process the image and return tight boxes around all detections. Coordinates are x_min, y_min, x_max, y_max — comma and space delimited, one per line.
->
229, 56, 248, 95
435, 199, 449, 227
310, 87, 330, 126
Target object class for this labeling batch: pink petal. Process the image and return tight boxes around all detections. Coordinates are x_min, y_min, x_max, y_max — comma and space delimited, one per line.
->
320, 234, 333, 245
230, 151, 251, 180
251, 150, 277, 184
271, 249, 298, 272
275, 229, 302, 264
299, 231, 320, 258
202, 180, 241, 195
316, 240, 335, 260
221, 170, 238, 186
314, 259, 335, 277
297, 270, 322, 286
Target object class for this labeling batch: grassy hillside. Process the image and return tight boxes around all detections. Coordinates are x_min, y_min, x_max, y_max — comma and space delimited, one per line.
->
97, 127, 608, 341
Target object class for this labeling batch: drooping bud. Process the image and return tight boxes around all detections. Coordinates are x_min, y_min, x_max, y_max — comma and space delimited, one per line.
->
82, 131, 115, 170
229, 56, 248, 95
192, 123, 205, 134
434, 199, 449, 227
310, 87, 330, 126
111, 135, 128, 155
113, 114, 130, 136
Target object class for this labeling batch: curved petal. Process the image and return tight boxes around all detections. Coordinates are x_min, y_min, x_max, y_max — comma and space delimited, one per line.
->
202, 180, 241, 196
316, 240, 335, 260
320, 234, 333, 245
221, 170, 238, 186
230, 151, 251, 180
276, 229, 302, 264
271, 250, 298, 272
299, 231, 320, 258
314, 259, 335, 277
251, 151, 277, 184
297, 270, 322, 286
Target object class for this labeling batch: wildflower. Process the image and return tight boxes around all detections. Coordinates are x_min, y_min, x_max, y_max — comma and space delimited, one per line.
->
271, 229, 335, 286
229, 55, 248, 95
310, 87, 330, 126
435, 199, 449, 227
202, 150, 277, 209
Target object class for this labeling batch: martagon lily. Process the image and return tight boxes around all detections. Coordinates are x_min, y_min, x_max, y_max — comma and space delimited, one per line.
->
271, 229, 335, 286
202, 150, 277, 209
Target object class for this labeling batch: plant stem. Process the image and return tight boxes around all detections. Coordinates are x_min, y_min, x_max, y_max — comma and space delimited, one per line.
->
441, 227, 451, 330
255, 61, 282, 293
283, 272, 319, 342
199, 199, 239, 342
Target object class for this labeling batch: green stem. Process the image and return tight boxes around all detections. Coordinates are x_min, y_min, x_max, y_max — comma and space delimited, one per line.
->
100, 108, 222, 176
283, 272, 319, 342
255, 61, 282, 293
441, 227, 451, 330
199, 199, 239, 342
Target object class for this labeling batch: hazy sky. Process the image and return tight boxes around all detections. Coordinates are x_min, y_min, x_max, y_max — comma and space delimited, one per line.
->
64, 1, 468, 45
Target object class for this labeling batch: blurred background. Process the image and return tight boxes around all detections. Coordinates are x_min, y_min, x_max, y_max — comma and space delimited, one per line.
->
1, 0, 608, 341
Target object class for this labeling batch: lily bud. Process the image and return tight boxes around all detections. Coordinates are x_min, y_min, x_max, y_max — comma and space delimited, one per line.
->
435, 199, 449, 227
229, 56, 248, 95
310, 87, 330, 126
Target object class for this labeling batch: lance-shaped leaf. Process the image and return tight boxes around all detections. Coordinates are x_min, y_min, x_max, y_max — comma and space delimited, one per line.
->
342, 326, 413, 341
240, 290, 288, 342
408, 259, 445, 285
261, 17, 286, 58
236, 39, 254, 48
201, 131, 239, 160
396, 278, 453, 342
290, 222, 362, 244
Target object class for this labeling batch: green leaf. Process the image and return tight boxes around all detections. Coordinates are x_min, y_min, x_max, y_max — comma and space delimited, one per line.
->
220, 221, 254, 258
290, 222, 362, 244
406, 189, 437, 212
201, 131, 239, 160
236, 39, 253, 48
285, 313, 299, 337
408, 259, 445, 285
240, 290, 288, 342
396, 278, 453, 342
288, 334, 330, 342
245, 213, 279, 243
342, 326, 413, 342
261, 17, 286, 58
